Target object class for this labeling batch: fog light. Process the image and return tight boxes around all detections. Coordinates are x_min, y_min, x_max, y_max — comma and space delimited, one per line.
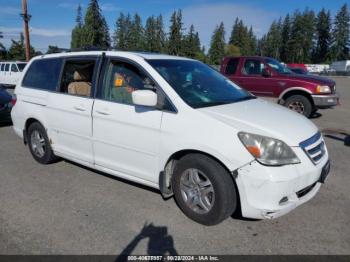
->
279, 197, 289, 205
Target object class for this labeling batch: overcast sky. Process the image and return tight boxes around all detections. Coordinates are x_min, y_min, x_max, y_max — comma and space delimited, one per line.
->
0, 0, 347, 52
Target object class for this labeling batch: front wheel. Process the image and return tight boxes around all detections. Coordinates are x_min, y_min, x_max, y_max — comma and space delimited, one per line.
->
27, 122, 59, 164
172, 154, 237, 226
284, 95, 313, 118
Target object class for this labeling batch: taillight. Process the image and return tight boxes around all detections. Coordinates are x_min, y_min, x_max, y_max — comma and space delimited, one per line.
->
11, 98, 16, 106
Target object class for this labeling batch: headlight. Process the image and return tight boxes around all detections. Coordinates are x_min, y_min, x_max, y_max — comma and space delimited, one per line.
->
238, 132, 300, 166
316, 85, 331, 93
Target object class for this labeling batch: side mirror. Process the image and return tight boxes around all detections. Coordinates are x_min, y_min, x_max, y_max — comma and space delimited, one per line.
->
262, 68, 271, 77
132, 90, 158, 107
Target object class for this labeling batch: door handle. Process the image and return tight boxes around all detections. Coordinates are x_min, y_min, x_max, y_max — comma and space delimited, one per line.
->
74, 106, 86, 112
95, 110, 110, 116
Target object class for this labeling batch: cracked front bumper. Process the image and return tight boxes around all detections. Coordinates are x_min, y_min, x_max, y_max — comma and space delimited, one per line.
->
235, 147, 329, 219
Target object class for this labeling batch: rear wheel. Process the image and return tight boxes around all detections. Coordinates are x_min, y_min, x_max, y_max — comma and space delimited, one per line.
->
172, 154, 237, 226
27, 122, 58, 164
284, 95, 313, 118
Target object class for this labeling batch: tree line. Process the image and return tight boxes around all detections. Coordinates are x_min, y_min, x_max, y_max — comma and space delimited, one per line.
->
0, 0, 349, 65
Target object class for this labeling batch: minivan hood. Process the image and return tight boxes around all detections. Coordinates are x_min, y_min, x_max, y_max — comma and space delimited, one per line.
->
198, 98, 318, 146
287, 74, 335, 86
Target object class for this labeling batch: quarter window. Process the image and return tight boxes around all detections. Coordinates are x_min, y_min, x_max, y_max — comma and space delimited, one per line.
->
242, 59, 265, 75
101, 61, 156, 105
22, 58, 63, 91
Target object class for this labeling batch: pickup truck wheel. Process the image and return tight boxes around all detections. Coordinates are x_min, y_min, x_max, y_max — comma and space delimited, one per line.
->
285, 95, 312, 118
28, 122, 58, 164
172, 154, 237, 226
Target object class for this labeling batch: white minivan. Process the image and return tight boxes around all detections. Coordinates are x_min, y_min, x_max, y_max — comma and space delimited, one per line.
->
0, 61, 27, 87
11, 51, 331, 225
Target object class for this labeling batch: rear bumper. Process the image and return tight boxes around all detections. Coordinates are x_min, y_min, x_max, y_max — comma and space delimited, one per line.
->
312, 94, 339, 108
235, 147, 329, 219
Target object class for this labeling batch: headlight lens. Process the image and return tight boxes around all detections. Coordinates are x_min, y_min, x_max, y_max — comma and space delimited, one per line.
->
316, 85, 331, 93
238, 132, 300, 166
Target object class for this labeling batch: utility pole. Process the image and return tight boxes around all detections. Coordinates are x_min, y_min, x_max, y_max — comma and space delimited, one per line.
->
21, 0, 31, 61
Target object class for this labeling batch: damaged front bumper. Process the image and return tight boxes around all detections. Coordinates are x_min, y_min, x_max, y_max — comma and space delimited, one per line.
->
234, 147, 329, 219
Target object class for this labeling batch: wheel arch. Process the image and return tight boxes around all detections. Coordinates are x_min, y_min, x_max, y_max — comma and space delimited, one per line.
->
278, 87, 314, 107
159, 149, 238, 199
24, 117, 45, 144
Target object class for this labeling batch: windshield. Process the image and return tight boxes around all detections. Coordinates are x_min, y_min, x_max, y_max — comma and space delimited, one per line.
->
265, 58, 292, 75
147, 59, 255, 108
17, 63, 27, 72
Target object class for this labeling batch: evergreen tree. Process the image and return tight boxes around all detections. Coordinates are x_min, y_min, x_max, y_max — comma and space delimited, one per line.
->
113, 13, 132, 50
262, 19, 282, 59
128, 14, 144, 51
183, 25, 201, 58
280, 14, 291, 62
208, 22, 226, 65
287, 11, 306, 62
71, 4, 84, 49
144, 16, 157, 52
168, 10, 184, 55
229, 18, 252, 55
248, 26, 257, 55
155, 15, 166, 52
332, 4, 350, 60
314, 9, 332, 63
81, 0, 110, 49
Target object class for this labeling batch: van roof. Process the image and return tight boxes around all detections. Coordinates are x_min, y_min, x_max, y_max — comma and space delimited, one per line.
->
34, 51, 194, 61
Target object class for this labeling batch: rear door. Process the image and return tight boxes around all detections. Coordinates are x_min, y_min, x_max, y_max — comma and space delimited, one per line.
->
92, 57, 163, 183
45, 56, 99, 165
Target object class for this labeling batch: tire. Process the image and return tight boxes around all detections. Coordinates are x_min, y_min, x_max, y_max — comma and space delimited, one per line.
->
172, 154, 237, 226
284, 95, 313, 118
27, 122, 58, 164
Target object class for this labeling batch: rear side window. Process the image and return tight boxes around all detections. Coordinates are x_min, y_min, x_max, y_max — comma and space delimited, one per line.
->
22, 58, 63, 91
1, 64, 4, 71
5, 64, 9, 72
225, 58, 239, 75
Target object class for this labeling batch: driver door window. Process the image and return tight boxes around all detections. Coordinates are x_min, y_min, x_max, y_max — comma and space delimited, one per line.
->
242, 59, 265, 76
102, 61, 156, 105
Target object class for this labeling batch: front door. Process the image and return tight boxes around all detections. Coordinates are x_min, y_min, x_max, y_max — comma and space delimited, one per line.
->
235, 58, 275, 97
92, 58, 162, 183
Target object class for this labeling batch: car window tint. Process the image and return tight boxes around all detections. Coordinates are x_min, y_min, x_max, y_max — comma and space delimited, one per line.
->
102, 61, 156, 105
243, 59, 264, 75
22, 58, 63, 91
226, 58, 239, 75
5, 64, 9, 72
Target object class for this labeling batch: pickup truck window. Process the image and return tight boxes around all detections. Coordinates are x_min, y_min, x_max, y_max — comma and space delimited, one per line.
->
243, 59, 265, 75
226, 58, 239, 75
147, 59, 255, 109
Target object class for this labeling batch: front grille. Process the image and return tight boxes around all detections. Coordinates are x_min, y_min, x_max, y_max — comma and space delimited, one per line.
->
300, 132, 326, 165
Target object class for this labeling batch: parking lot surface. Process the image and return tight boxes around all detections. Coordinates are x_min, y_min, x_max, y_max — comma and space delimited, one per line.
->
0, 78, 349, 255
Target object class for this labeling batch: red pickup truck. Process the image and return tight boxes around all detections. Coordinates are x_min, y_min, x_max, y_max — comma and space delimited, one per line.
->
220, 56, 339, 117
